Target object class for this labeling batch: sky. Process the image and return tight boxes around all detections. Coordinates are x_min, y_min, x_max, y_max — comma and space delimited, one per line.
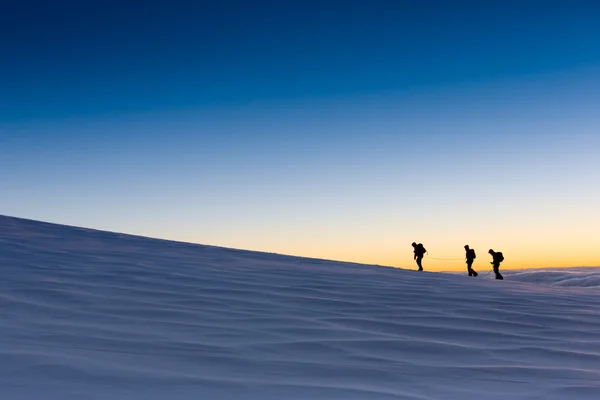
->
1, 0, 599, 271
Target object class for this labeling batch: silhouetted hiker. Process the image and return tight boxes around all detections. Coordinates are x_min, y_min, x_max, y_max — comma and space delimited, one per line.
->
464, 245, 478, 277
412, 242, 426, 271
488, 249, 504, 280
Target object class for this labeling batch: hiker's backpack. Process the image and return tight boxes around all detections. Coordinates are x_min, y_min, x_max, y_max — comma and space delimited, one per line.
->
468, 249, 476, 259
496, 252, 504, 262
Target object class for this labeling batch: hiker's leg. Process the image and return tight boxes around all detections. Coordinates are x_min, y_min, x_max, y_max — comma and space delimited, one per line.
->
469, 262, 478, 276
494, 264, 503, 280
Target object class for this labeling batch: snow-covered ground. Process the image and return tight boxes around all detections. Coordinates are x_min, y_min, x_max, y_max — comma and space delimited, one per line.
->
1, 215, 599, 400
506, 267, 600, 289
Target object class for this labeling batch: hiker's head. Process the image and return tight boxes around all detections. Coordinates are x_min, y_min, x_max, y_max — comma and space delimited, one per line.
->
412, 242, 417, 247
464, 245, 469, 250
488, 249, 495, 254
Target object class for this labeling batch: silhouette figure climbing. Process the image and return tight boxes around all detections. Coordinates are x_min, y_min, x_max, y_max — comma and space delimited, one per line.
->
412, 242, 426, 271
464, 245, 478, 277
488, 249, 504, 280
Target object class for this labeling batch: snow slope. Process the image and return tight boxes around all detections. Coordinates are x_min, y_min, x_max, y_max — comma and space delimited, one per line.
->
506, 268, 600, 289
1, 215, 599, 400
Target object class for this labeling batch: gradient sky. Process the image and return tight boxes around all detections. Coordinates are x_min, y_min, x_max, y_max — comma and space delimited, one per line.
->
1, 0, 599, 271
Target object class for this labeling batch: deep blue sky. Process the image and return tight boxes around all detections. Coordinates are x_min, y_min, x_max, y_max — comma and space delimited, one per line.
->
2, 0, 599, 119
1, 1, 599, 269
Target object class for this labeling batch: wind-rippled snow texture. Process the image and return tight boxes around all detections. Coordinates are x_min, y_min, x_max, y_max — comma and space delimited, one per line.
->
1, 215, 599, 399
506, 268, 600, 288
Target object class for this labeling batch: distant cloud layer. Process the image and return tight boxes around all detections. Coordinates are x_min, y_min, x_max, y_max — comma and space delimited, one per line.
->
506, 267, 600, 288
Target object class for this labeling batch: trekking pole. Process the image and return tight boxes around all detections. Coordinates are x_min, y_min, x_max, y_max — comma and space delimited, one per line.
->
483, 262, 495, 277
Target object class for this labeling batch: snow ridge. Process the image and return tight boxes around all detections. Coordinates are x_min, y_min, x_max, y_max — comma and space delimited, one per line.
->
1, 215, 599, 399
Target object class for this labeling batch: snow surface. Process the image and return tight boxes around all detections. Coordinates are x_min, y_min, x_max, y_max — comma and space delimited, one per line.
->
1, 215, 599, 400
506, 268, 600, 289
